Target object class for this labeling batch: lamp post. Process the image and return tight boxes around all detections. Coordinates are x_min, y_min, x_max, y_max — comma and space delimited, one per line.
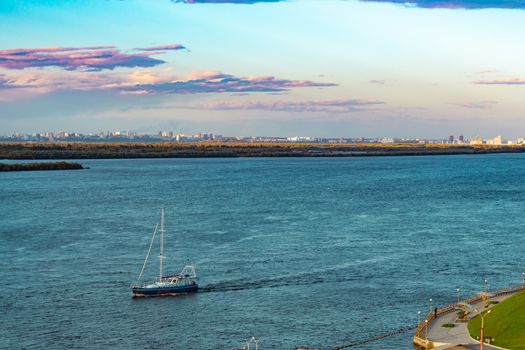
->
417, 311, 421, 337
522, 272, 524, 289
425, 319, 428, 340
429, 298, 433, 315
479, 310, 491, 350
484, 279, 488, 292
456, 288, 460, 305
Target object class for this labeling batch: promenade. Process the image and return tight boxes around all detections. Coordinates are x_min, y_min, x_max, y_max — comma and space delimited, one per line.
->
426, 293, 511, 350
413, 285, 524, 350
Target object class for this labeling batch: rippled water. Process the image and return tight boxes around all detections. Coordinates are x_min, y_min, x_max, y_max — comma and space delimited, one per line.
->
1, 155, 525, 349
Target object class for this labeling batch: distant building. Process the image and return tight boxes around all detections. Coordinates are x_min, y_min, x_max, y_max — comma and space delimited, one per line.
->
287, 136, 314, 142
448, 135, 454, 143
470, 136, 483, 145
492, 135, 503, 145
458, 135, 464, 142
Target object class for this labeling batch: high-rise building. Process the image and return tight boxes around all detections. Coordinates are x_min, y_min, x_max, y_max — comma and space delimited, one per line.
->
458, 135, 464, 142
493, 135, 503, 145
448, 135, 454, 143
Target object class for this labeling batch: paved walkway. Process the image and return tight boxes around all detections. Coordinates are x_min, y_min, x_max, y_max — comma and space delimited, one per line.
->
425, 294, 513, 350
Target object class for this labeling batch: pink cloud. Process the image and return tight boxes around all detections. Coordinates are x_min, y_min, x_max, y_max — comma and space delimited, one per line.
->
0, 45, 185, 71
120, 73, 337, 94
473, 79, 525, 85
0, 70, 337, 98
135, 44, 186, 51
477, 70, 499, 75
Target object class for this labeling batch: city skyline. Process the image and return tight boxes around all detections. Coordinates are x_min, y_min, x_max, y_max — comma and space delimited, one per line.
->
2, 0, 525, 137
4, 128, 522, 146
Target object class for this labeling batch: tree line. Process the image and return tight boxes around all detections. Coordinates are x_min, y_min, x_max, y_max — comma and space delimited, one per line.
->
0, 162, 84, 172
0, 142, 524, 160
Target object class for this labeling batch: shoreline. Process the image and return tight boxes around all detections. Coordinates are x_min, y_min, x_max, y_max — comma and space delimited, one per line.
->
414, 285, 525, 350
1, 142, 524, 160
0, 161, 84, 172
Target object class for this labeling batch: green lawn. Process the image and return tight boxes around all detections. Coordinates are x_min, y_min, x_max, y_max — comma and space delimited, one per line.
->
468, 290, 525, 350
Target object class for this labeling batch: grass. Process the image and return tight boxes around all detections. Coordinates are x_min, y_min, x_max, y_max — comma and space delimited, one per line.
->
468, 290, 525, 350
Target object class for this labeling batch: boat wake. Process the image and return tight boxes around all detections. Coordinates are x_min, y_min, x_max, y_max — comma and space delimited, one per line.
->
199, 256, 395, 293
198, 273, 361, 293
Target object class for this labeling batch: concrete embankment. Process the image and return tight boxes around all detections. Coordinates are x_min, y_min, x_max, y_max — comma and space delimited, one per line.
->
413, 285, 524, 350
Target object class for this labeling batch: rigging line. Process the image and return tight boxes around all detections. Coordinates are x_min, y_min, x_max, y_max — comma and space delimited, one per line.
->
136, 222, 159, 284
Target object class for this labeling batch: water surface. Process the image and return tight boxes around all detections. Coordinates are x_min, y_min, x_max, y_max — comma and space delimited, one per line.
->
1, 155, 524, 349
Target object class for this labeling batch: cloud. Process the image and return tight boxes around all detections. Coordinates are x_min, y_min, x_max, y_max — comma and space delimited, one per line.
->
457, 101, 498, 109
188, 99, 383, 113
0, 70, 127, 98
135, 44, 186, 51
472, 78, 525, 85
0, 45, 185, 71
477, 70, 499, 75
172, 0, 285, 3
173, 0, 525, 8
0, 70, 337, 100
361, 0, 525, 10
0, 75, 17, 90
120, 72, 337, 94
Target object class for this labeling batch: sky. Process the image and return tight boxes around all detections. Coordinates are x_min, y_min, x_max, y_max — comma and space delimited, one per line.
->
1, 0, 525, 138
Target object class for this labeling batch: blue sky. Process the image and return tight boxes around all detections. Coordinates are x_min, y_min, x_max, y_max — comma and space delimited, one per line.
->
1, 0, 525, 138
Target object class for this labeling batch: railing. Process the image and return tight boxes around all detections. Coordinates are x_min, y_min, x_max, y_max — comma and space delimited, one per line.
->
414, 284, 524, 339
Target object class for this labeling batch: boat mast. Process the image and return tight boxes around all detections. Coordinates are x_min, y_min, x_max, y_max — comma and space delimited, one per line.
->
159, 208, 165, 280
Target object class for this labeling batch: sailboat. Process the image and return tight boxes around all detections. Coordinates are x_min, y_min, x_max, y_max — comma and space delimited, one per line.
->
131, 208, 198, 298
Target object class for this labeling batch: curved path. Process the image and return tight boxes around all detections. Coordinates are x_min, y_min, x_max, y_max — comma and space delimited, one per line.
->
424, 293, 513, 350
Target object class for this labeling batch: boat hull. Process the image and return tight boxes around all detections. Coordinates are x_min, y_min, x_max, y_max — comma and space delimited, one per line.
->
132, 284, 198, 297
